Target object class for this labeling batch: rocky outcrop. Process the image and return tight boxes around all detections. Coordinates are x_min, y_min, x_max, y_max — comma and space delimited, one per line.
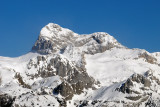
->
52, 55, 96, 100
145, 70, 160, 85
53, 81, 74, 100
0, 94, 15, 107
131, 74, 151, 87
118, 73, 151, 94
139, 52, 157, 64
145, 97, 157, 107
14, 73, 31, 89
81, 33, 123, 55
26, 54, 97, 100
32, 36, 55, 54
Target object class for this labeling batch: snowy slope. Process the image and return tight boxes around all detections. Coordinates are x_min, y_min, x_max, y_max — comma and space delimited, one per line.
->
86, 48, 160, 86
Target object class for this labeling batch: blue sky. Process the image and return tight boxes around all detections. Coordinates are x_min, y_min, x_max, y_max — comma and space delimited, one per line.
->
0, 0, 160, 57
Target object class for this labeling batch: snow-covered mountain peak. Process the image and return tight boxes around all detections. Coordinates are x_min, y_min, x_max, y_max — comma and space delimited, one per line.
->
40, 23, 74, 39
32, 23, 124, 54
1, 22, 160, 107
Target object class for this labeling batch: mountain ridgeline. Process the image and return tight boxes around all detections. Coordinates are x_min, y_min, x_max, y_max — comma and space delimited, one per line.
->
0, 23, 160, 107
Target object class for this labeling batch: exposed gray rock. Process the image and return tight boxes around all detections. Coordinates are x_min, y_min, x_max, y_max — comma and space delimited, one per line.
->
56, 97, 67, 107
53, 81, 74, 100
145, 70, 160, 85
117, 73, 151, 94
26, 54, 97, 100
131, 74, 151, 87
51, 55, 96, 100
125, 96, 142, 101
14, 73, 31, 89
32, 36, 55, 54
118, 78, 133, 94
145, 97, 157, 107
0, 94, 15, 107
139, 52, 157, 64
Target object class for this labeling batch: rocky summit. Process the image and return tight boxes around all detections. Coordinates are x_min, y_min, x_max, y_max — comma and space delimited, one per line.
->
1, 23, 160, 107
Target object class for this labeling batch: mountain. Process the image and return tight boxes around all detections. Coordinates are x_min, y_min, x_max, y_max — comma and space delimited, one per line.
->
0, 23, 160, 107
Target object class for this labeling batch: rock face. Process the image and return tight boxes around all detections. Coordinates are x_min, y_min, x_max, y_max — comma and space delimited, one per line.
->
26, 54, 96, 100
138, 52, 157, 64
118, 73, 151, 94
54, 81, 74, 100
0, 94, 15, 107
